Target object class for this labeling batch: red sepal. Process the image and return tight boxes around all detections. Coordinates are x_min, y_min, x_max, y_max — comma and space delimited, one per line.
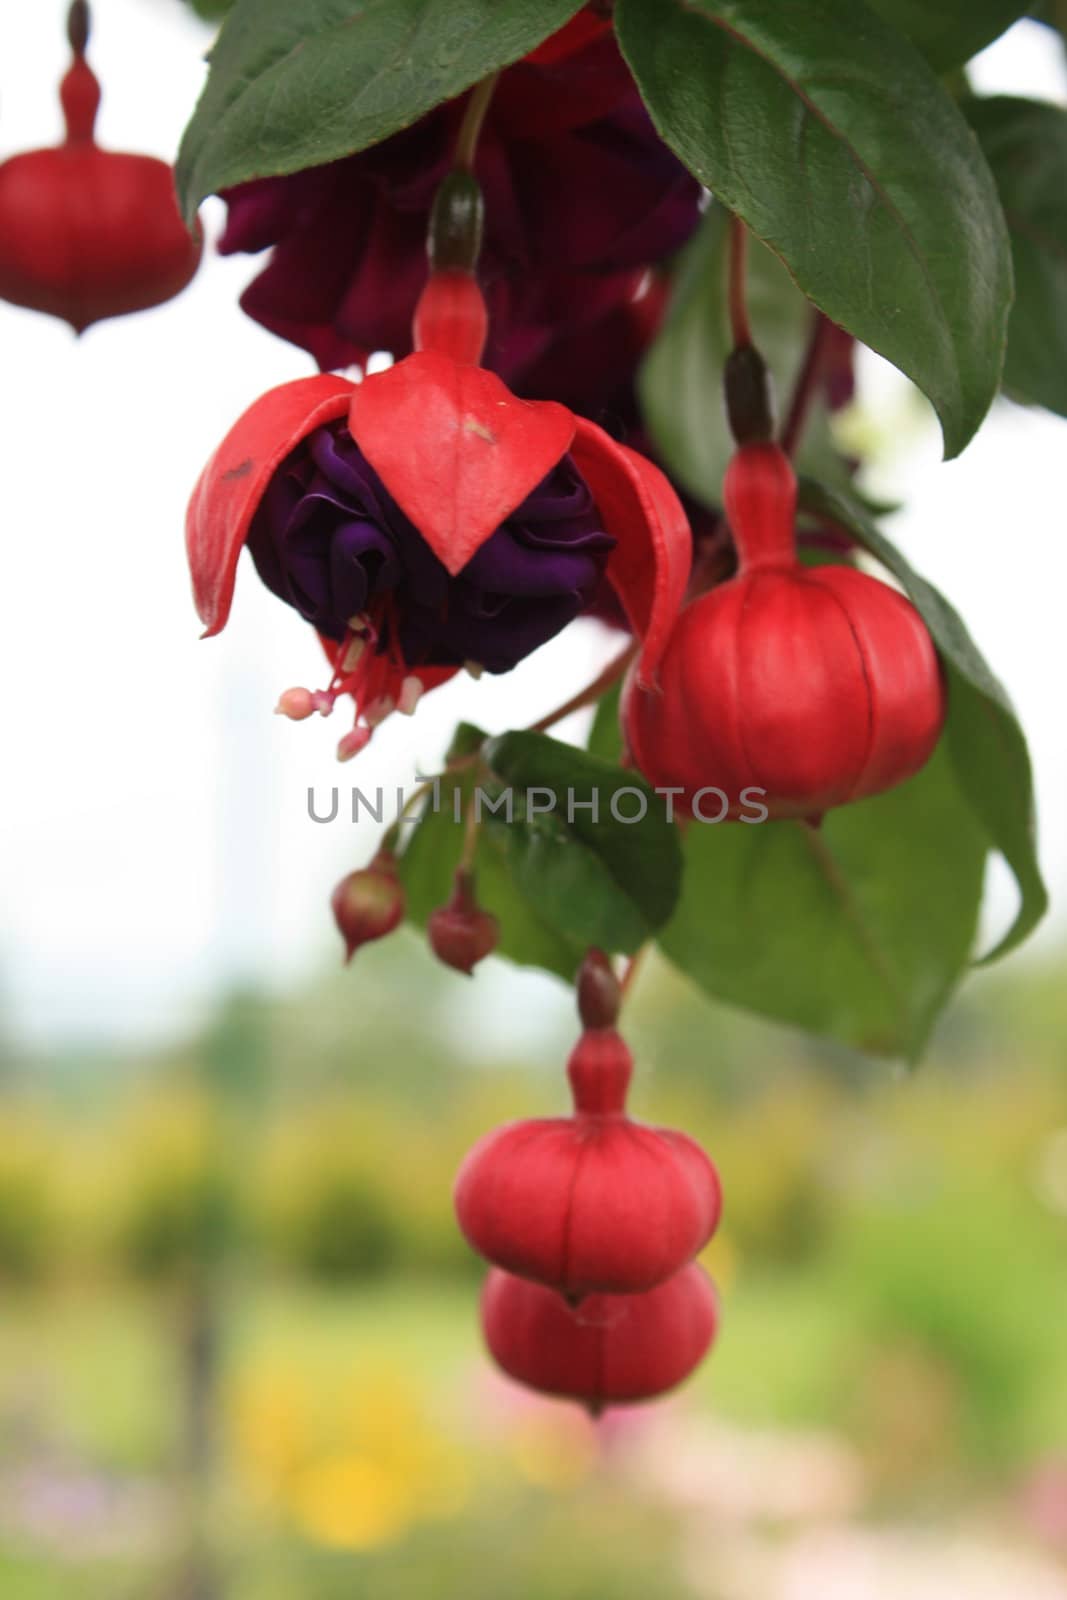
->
570, 419, 692, 684
347, 351, 575, 576
526, 9, 612, 66
186, 374, 355, 637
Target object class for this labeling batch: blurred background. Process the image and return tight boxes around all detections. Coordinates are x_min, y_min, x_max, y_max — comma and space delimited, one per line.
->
1, 4, 1067, 1597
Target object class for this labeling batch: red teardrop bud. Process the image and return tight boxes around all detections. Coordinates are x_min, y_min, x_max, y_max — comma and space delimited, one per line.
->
482, 1263, 719, 1412
454, 1027, 721, 1297
330, 852, 405, 963
427, 868, 499, 976
622, 442, 946, 820
0, 15, 200, 332
413, 269, 488, 366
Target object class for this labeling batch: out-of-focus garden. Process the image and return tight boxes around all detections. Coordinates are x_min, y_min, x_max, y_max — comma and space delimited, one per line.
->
2, 933, 1067, 1599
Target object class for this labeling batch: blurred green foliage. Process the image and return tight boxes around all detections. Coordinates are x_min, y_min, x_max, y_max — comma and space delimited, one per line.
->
0, 936, 1066, 1590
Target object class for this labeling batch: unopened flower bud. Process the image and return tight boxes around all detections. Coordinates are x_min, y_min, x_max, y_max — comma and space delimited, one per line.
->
428, 868, 499, 975
330, 851, 404, 963
275, 687, 316, 721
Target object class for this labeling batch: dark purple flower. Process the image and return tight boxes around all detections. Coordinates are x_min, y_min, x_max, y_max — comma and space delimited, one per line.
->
219, 37, 702, 382
247, 422, 615, 674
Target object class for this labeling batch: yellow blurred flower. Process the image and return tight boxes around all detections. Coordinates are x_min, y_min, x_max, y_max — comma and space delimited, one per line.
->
229, 1355, 473, 1546
292, 1453, 414, 1549
229, 1367, 314, 1497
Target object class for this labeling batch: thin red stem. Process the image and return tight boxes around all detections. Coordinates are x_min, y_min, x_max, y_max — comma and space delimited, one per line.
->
728, 214, 752, 350
527, 640, 638, 736
781, 311, 834, 459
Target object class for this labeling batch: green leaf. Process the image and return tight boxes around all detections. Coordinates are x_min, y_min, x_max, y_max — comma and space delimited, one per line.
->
486, 804, 652, 955
799, 478, 1048, 959
963, 95, 1067, 416
659, 744, 987, 1061
640, 205, 851, 509
616, 0, 1013, 457
585, 682, 624, 764
176, 0, 584, 218
397, 763, 581, 981
865, 1, 1028, 72
484, 731, 684, 939
186, 0, 234, 20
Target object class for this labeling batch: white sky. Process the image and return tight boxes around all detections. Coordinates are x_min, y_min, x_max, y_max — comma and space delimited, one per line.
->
0, 3, 1063, 1047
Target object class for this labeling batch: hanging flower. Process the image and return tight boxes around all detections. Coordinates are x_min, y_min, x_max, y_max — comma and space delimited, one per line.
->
187, 349, 692, 758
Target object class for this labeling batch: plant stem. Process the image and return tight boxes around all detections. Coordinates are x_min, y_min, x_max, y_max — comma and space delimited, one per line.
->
781, 310, 833, 459
459, 790, 481, 872
527, 640, 639, 736
727, 214, 752, 350
455, 73, 500, 170
620, 946, 648, 1001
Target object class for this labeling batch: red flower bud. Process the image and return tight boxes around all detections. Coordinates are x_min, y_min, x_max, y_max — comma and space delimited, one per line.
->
427, 869, 499, 975
330, 852, 404, 962
413, 270, 488, 366
454, 1024, 721, 1297
482, 1262, 719, 1412
622, 442, 946, 820
0, 7, 200, 332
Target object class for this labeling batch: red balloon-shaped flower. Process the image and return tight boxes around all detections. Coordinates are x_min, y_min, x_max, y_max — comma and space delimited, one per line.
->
455, 1019, 721, 1298
482, 1262, 719, 1412
0, 3, 200, 332
622, 442, 946, 820
187, 343, 691, 758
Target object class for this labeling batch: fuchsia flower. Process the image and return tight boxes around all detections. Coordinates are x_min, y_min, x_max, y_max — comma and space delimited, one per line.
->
187, 349, 691, 757
218, 32, 701, 381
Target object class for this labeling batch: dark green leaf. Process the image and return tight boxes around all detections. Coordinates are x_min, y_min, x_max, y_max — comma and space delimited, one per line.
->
486, 804, 652, 954
177, 0, 584, 218
964, 95, 1067, 416
484, 730, 684, 935
640, 205, 851, 508
616, 0, 1013, 457
659, 744, 987, 1061
865, 0, 1028, 72
187, 0, 234, 20
799, 478, 1048, 959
